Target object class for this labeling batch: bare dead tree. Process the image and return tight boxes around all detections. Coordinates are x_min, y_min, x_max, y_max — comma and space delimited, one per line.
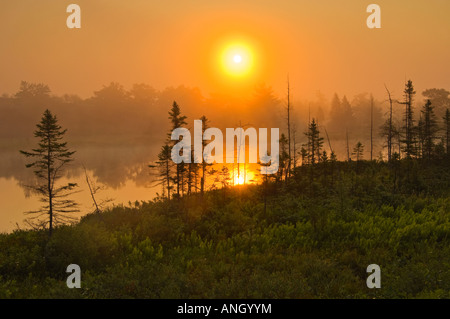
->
370, 94, 374, 161
286, 76, 292, 178
324, 127, 334, 155
346, 129, 350, 161
292, 123, 298, 170
384, 84, 394, 161
82, 164, 113, 214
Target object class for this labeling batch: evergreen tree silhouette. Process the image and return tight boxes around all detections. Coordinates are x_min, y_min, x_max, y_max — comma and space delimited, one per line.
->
20, 109, 78, 236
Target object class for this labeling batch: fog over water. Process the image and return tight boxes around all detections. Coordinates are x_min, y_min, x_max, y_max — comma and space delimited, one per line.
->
0, 80, 448, 233
0, 143, 159, 233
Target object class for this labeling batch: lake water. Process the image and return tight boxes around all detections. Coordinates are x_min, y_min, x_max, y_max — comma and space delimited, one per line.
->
0, 136, 383, 233
0, 141, 259, 233
0, 143, 159, 233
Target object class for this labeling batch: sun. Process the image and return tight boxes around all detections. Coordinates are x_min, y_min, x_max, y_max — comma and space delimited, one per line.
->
221, 43, 253, 77
234, 175, 245, 185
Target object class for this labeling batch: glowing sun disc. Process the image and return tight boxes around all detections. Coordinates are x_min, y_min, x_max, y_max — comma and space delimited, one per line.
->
221, 43, 253, 77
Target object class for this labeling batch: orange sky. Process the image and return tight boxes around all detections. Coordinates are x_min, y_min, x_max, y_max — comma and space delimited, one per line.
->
0, 0, 449, 100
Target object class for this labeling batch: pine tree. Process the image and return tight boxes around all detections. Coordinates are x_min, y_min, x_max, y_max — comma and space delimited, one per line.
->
400, 80, 417, 158
219, 165, 232, 188
341, 96, 355, 132
200, 115, 212, 195
444, 109, 450, 156
168, 101, 187, 197
300, 147, 308, 166
321, 150, 328, 163
303, 119, 324, 165
420, 100, 439, 159
328, 93, 342, 135
329, 151, 337, 186
155, 144, 173, 200
352, 141, 364, 174
278, 133, 289, 182
352, 141, 364, 162
20, 109, 78, 236
417, 114, 424, 158
187, 150, 198, 195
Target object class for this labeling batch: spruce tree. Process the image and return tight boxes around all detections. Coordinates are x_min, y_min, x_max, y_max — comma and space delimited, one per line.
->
352, 141, 365, 162
444, 109, 450, 156
200, 115, 212, 195
155, 144, 173, 200
168, 101, 187, 197
400, 80, 417, 158
420, 100, 438, 159
278, 133, 289, 182
20, 109, 78, 236
303, 119, 324, 165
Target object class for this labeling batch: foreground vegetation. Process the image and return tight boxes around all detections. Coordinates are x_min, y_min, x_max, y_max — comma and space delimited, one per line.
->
0, 159, 449, 299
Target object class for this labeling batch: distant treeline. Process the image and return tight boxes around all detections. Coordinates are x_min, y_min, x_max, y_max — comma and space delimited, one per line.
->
1, 81, 449, 160
0, 81, 282, 144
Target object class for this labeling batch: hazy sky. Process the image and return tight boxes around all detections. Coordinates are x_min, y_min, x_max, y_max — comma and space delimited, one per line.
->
1, 0, 449, 100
